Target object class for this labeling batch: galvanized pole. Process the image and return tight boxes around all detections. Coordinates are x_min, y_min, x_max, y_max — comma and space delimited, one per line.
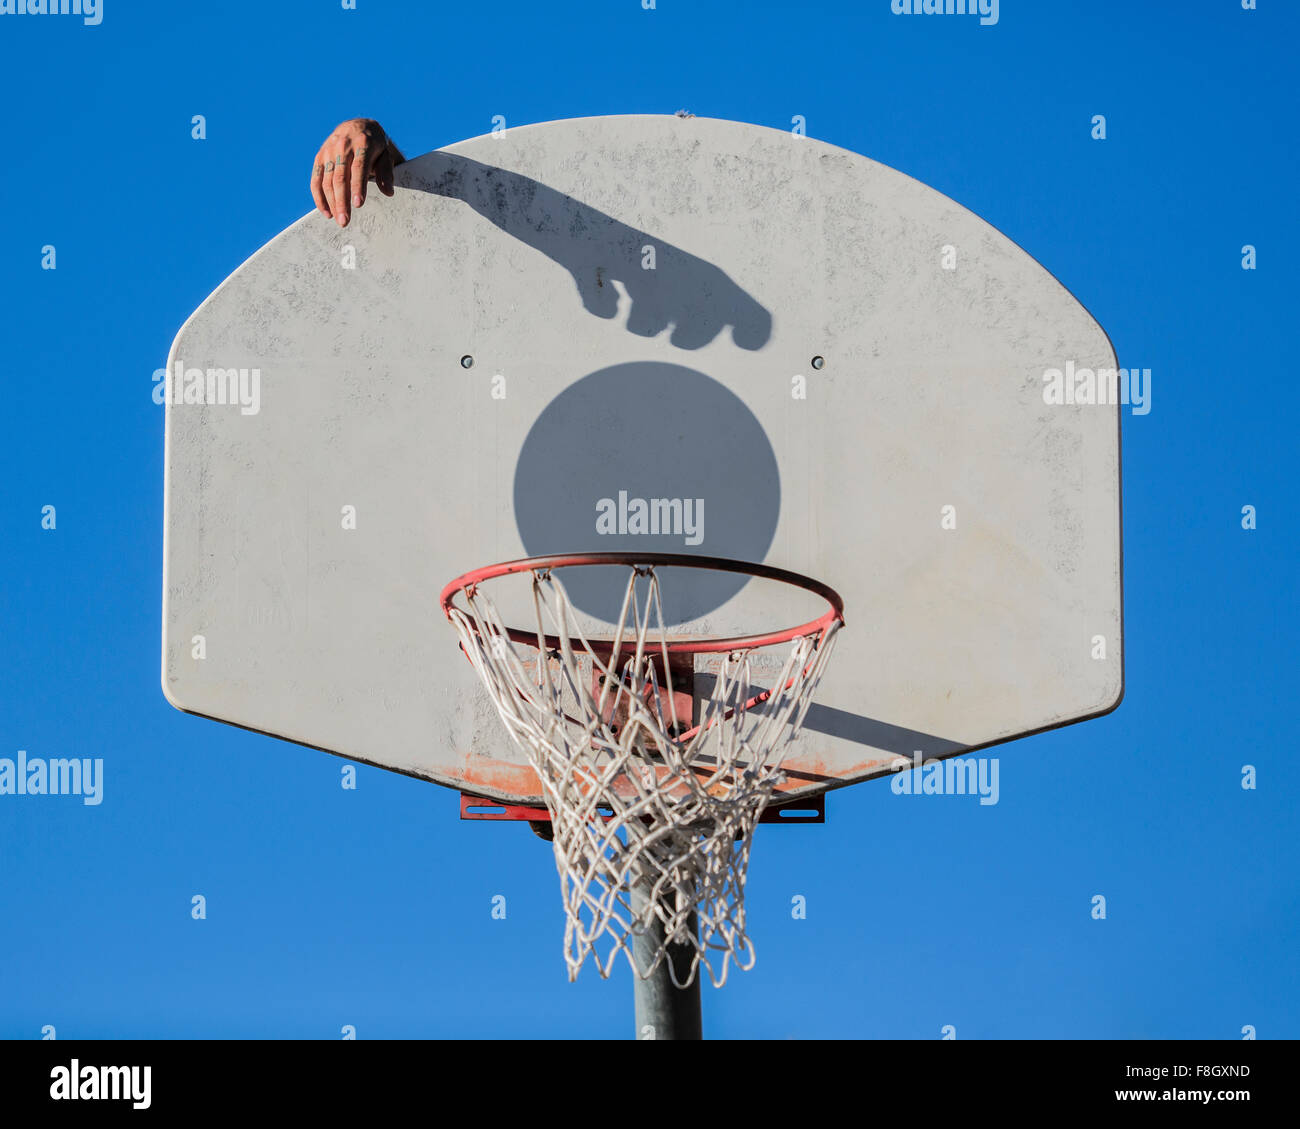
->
630, 884, 702, 1040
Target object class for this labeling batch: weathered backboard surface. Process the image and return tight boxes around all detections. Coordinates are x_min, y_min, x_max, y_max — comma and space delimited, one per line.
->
162, 114, 1122, 803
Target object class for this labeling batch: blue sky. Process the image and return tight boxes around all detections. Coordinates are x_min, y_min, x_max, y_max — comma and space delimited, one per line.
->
2, 0, 1295, 1039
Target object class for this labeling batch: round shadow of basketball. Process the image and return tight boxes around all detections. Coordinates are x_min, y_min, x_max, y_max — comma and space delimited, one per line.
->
513, 362, 781, 625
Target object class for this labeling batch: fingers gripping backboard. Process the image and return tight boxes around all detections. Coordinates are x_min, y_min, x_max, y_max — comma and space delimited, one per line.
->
162, 114, 1122, 804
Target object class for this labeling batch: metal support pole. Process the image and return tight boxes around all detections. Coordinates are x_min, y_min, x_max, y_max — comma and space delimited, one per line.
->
630, 884, 703, 1040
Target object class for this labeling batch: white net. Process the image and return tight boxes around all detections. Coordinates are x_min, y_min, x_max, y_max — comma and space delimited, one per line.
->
445, 561, 841, 988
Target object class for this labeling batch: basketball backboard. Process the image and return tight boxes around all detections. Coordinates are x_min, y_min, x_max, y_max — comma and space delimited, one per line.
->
162, 114, 1122, 804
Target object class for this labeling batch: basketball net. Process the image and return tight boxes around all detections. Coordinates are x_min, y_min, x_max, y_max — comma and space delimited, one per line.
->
445, 561, 841, 988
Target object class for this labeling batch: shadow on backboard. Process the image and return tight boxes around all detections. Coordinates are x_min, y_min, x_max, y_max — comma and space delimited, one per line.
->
799, 701, 964, 759
692, 673, 965, 759
399, 152, 773, 352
